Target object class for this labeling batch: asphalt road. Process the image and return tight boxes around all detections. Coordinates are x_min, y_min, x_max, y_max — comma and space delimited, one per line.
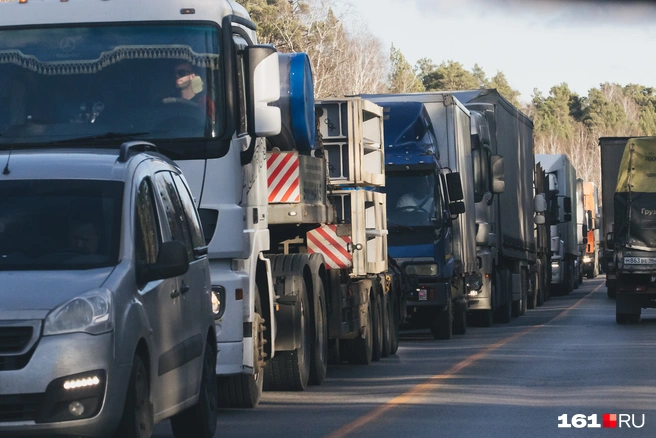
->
154, 276, 656, 437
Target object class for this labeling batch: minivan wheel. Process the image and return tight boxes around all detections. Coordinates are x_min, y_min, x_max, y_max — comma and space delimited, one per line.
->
112, 355, 152, 438
171, 340, 218, 438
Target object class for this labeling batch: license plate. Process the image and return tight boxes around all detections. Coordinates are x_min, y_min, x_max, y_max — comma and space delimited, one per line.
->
419, 289, 428, 301
624, 257, 656, 265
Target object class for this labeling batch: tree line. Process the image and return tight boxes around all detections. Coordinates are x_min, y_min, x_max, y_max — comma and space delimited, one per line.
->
237, 0, 656, 190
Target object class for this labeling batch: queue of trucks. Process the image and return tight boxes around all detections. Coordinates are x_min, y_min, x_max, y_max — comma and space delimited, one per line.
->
1, 1, 639, 435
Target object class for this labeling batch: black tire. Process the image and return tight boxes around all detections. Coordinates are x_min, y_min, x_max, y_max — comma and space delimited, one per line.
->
328, 339, 341, 365
264, 279, 311, 391
431, 300, 452, 340
453, 305, 467, 335
616, 312, 641, 324
171, 341, 218, 438
217, 291, 264, 407
389, 291, 400, 355
381, 291, 392, 358
372, 290, 384, 362
608, 286, 617, 299
308, 255, 328, 386
587, 271, 594, 280
112, 355, 152, 438
347, 297, 374, 365
309, 279, 328, 385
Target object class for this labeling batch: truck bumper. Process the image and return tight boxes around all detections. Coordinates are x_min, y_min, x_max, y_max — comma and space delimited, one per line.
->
468, 275, 491, 310
404, 281, 450, 308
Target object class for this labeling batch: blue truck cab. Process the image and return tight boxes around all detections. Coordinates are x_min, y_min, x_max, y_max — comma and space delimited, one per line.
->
381, 101, 466, 340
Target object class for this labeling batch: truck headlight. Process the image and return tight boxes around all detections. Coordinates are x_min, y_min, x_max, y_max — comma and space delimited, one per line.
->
405, 264, 439, 276
583, 256, 592, 264
211, 285, 226, 319
44, 289, 113, 336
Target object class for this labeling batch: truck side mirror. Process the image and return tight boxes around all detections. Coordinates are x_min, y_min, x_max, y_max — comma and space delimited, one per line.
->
564, 213, 572, 222
446, 172, 464, 202
450, 201, 466, 216
586, 210, 594, 231
563, 196, 572, 214
607, 232, 614, 247
245, 45, 282, 137
490, 154, 505, 194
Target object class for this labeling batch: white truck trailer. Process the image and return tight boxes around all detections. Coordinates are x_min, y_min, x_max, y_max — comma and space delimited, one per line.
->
0, 0, 398, 411
535, 154, 580, 294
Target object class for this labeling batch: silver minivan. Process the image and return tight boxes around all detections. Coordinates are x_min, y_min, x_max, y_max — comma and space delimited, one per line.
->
0, 144, 218, 438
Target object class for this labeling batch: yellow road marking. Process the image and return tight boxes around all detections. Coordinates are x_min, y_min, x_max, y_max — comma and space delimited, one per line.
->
325, 282, 604, 438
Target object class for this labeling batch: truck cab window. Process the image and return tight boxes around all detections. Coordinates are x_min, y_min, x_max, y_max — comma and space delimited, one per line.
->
0, 24, 223, 158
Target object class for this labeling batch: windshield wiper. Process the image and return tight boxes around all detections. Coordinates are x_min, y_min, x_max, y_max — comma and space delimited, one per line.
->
48, 132, 151, 145
387, 222, 418, 233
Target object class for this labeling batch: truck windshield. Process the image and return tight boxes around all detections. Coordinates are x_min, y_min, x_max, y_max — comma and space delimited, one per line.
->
386, 172, 441, 228
0, 180, 123, 271
0, 24, 221, 149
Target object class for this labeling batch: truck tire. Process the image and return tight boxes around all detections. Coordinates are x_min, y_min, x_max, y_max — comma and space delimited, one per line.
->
308, 254, 328, 386
494, 271, 512, 323
607, 286, 617, 299
389, 291, 400, 355
381, 291, 392, 358
372, 289, 384, 362
616, 294, 641, 324
264, 278, 311, 391
528, 271, 538, 310
431, 299, 452, 340
616, 312, 641, 324
217, 291, 264, 408
512, 269, 528, 317
453, 303, 467, 335
346, 295, 374, 365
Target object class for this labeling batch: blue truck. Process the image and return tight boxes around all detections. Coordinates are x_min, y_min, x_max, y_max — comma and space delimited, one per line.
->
364, 94, 475, 340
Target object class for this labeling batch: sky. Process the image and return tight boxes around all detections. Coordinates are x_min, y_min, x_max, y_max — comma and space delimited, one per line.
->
347, 0, 656, 103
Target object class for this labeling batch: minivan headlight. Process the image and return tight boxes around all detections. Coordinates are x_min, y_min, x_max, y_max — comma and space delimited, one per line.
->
44, 288, 114, 336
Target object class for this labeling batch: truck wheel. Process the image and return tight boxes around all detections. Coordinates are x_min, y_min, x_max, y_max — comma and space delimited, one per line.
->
309, 281, 328, 385
171, 340, 218, 438
264, 279, 311, 391
112, 354, 152, 438
453, 304, 467, 335
587, 271, 594, 280
217, 291, 264, 408
347, 295, 374, 365
389, 291, 400, 355
607, 286, 616, 299
431, 300, 452, 340
372, 289, 384, 361
616, 312, 641, 324
381, 291, 392, 358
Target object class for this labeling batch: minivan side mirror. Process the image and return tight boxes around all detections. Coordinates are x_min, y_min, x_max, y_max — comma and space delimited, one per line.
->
139, 241, 189, 284
446, 172, 464, 202
490, 154, 505, 194
245, 45, 282, 138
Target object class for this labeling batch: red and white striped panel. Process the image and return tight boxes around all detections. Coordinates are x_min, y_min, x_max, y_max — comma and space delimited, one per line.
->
307, 225, 352, 270
267, 153, 301, 203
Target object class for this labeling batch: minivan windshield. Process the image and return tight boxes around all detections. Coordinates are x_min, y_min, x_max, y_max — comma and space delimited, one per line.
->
0, 180, 123, 270
0, 24, 222, 150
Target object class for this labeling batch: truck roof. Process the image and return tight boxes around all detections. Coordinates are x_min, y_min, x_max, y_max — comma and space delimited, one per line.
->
0, 0, 244, 28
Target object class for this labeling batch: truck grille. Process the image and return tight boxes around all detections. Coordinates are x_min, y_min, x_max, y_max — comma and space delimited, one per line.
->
0, 327, 33, 354
0, 394, 43, 423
